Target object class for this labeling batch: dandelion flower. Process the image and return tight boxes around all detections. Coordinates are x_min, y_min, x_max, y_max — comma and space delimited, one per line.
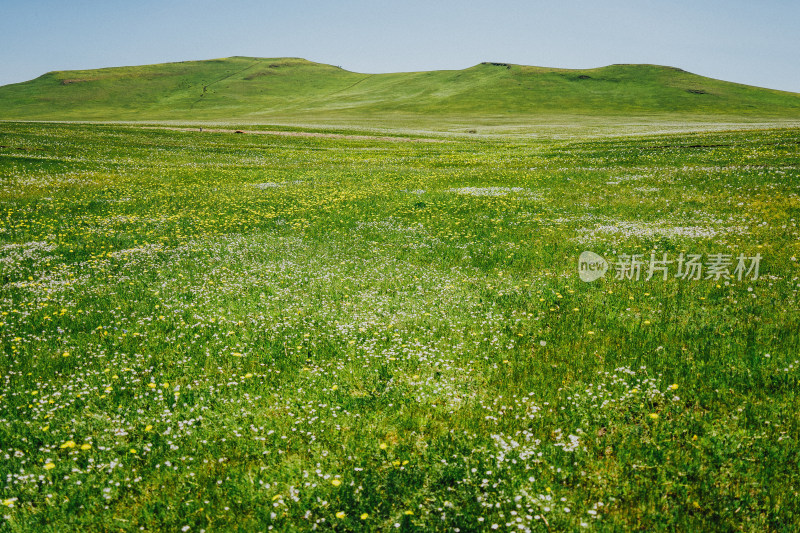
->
80, 444, 92, 451
360, 513, 369, 520
336, 511, 346, 519
331, 479, 342, 487
649, 413, 659, 420
44, 462, 55, 470
379, 442, 388, 450
60, 440, 76, 449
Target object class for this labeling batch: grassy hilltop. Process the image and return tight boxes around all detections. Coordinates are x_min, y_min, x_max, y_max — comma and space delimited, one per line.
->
1, 56, 800, 123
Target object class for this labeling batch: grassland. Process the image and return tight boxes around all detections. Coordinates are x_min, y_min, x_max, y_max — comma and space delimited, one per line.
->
0, 119, 798, 531
1, 57, 800, 124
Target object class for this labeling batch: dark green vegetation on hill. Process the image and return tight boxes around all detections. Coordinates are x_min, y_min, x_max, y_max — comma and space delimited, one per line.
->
0, 121, 799, 531
1, 56, 800, 122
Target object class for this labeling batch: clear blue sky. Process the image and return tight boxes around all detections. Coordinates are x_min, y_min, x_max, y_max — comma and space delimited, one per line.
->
2, 0, 798, 92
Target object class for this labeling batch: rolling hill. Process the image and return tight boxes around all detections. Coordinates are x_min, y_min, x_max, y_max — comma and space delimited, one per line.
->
1, 56, 799, 122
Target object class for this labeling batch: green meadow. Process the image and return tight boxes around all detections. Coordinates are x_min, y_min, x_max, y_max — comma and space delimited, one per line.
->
0, 118, 798, 532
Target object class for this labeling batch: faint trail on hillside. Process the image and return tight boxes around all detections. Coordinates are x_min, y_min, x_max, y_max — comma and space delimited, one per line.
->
190, 61, 261, 108
325, 75, 374, 97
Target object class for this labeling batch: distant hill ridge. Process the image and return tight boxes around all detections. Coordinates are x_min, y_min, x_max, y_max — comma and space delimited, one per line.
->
1, 56, 799, 120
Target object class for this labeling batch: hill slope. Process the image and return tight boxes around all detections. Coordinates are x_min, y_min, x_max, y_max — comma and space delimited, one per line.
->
1, 56, 799, 121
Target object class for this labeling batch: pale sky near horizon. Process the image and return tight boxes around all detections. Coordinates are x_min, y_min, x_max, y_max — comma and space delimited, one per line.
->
1, 0, 798, 92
